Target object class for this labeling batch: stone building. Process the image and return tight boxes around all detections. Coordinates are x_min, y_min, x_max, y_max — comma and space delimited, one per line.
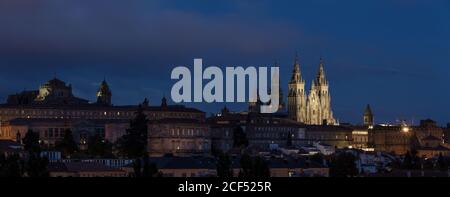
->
348, 125, 370, 149
369, 119, 450, 157
1, 118, 113, 148
288, 56, 336, 125
147, 118, 210, 157
0, 78, 205, 151
208, 107, 305, 152
304, 125, 353, 148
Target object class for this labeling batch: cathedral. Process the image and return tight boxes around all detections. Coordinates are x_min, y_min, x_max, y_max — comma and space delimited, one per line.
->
288, 55, 337, 125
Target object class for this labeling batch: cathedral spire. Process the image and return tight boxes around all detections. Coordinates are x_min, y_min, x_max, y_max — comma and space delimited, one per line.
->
315, 57, 327, 86
364, 104, 374, 126
364, 104, 373, 115
290, 52, 304, 83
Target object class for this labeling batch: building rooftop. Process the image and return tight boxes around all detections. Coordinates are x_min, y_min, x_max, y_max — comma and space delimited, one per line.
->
0, 103, 203, 113
305, 125, 353, 132
0, 140, 23, 153
124, 156, 216, 169
422, 135, 442, 141
6, 118, 130, 125
48, 162, 124, 172
150, 118, 204, 124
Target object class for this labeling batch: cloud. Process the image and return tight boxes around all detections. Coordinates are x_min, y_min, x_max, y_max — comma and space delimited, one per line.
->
0, 1, 300, 60
0, 1, 449, 124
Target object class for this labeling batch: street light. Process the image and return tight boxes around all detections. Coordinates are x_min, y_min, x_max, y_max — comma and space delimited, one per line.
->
401, 126, 410, 133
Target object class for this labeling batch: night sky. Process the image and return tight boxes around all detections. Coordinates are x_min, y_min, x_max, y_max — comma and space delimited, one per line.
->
0, 0, 449, 125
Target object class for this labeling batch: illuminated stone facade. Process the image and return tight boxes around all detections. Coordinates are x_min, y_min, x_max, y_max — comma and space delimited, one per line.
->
369, 119, 449, 157
147, 118, 210, 156
288, 57, 336, 125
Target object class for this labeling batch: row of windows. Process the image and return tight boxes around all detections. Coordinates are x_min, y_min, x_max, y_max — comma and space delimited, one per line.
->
44, 128, 67, 138
169, 128, 208, 137
0, 109, 131, 116
148, 112, 201, 119
254, 127, 298, 132
0, 110, 203, 120
253, 132, 295, 138
353, 136, 368, 143
164, 172, 205, 177
308, 134, 349, 140
171, 140, 209, 151
80, 173, 126, 177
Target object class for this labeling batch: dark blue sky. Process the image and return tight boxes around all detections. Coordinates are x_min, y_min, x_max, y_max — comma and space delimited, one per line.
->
0, 0, 449, 125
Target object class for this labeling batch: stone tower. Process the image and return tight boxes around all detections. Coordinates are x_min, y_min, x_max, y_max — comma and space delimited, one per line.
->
288, 54, 307, 122
96, 79, 112, 106
306, 82, 320, 124
306, 58, 336, 125
364, 104, 374, 126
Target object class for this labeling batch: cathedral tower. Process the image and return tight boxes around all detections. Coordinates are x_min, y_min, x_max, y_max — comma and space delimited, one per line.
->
306, 58, 336, 125
288, 54, 307, 122
364, 104, 374, 126
96, 79, 112, 106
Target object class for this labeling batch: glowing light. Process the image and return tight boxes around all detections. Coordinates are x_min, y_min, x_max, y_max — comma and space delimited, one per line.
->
402, 127, 410, 133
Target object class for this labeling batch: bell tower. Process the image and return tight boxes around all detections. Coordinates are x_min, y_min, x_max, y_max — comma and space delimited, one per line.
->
287, 53, 307, 123
96, 79, 112, 106
364, 104, 374, 126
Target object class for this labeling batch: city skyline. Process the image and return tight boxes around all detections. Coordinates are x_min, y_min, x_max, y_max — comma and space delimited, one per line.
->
1, 0, 449, 124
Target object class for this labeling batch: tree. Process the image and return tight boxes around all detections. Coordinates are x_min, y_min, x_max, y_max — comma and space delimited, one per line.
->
252, 156, 270, 178
25, 154, 49, 177
133, 158, 142, 177
216, 152, 233, 178
410, 149, 422, 169
23, 129, 41, 154
239, 154, 252, 177
133, 155, 160, 177
233, 126, 248, 148
117, 104, 149, 158
329, 152, 358, 177
437, 153, 448, 172
239, 154, 270, 178
310, 153, 325, 165
0, 154, 23, 177
402, 151, 413, 169
142, 155, 159, 177
55, 129, 78, 158
402, 149, 421, 170
87, 134, 113, 157
423, 158, 434, 170
21, 129, 49, 177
